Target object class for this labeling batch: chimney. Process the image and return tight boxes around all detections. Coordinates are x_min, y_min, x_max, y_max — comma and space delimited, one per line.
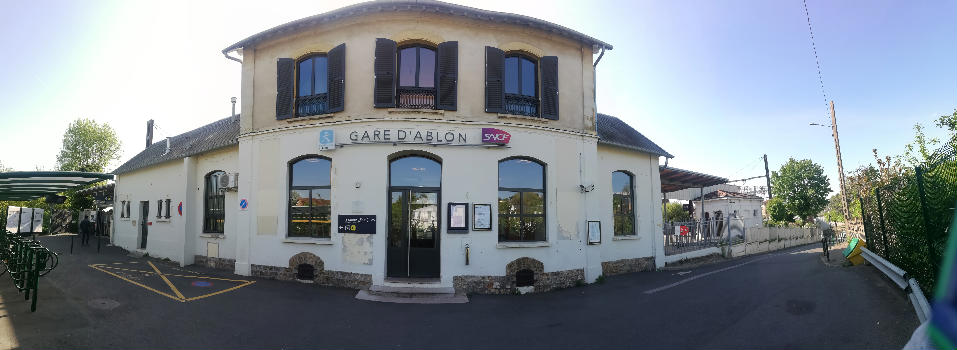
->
146, 119, 154, 149
163, 137, 171, 156
231, 97, 237, 117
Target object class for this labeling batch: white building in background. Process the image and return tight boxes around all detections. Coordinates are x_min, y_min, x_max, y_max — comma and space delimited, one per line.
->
691, 190, 765, 228
110, 1, 676, 294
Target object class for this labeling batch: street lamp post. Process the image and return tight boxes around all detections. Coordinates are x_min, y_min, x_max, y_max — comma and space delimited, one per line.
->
810, 100, 850, 224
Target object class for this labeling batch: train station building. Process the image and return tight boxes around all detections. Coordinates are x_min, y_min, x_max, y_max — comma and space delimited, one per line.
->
111, 0, 673, 294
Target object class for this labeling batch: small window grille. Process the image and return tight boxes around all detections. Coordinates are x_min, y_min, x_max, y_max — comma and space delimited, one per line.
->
296, 263, 316, 280
515, 269, 535, 287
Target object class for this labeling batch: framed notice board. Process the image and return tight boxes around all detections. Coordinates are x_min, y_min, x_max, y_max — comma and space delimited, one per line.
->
472, 204, 491, 231
448, 203, 468, 232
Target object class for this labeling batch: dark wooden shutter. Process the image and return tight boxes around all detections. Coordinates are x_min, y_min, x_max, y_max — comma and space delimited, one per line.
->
540, 56, 559, 120
435, 41, 458, 111
374, 38, 397, 108
276, 58, 295, 120
327, 43, 346, 113
485, 46, 505, 113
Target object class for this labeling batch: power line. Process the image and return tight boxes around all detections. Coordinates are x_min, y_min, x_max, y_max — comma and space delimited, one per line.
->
802, 0, 831, 120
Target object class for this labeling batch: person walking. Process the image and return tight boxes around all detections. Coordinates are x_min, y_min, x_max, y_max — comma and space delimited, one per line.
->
80, 215, 91, 246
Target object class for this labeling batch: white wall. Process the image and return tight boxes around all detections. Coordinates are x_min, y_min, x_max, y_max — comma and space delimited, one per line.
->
236, 120, 610, 286
594, 144, 661, 265
118, 123, 666, 286
191, 147, 239, 261
113, 160, 186, 262
693, 197, 764, 228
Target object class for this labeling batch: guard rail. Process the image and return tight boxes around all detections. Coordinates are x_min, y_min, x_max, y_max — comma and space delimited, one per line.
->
860, 247, 931, 323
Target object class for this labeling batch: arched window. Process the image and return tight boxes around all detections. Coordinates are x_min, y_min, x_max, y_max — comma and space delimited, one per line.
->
296, 54, 329, 117
612, 171, 635, 236
288, 156, 332, 238
498, 158, 545, 241
504, 54, 537, 116
396, 45, 436, 109
203, 171, 226, 233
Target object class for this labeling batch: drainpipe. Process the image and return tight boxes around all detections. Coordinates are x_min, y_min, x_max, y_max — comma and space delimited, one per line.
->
591, 45, 606, 127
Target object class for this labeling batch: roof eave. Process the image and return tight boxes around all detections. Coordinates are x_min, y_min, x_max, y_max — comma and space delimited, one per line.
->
221, 0, 612, 54
598, 139, 673, 159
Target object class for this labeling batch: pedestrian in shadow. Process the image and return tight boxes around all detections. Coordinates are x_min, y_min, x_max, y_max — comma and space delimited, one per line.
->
81, 215, 91, 246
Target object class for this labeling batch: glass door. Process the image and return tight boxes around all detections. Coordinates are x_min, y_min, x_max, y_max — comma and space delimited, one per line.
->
387, 155, 441, 278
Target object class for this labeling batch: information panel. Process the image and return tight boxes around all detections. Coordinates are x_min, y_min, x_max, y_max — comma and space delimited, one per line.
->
338, 215, 376, 234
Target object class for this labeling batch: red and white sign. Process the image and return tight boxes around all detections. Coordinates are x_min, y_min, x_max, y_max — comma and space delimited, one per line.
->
679, 226, 689, 236
481, 128, 511, 144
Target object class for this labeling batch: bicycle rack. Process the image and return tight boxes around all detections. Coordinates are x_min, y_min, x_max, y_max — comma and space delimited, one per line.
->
0, 230, 59, 312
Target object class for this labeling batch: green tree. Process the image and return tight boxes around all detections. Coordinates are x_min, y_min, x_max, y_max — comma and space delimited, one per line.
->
765, 197, 791, 223
771, 158, 831, 222
56, 118, 121, 173
55, 118, 121, 216
663, 202, 690, 222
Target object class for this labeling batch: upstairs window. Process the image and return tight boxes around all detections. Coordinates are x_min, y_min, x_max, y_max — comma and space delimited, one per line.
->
504, 55, 537, 117
374, 39, 458, 111
484, 47, 558, 120
296, 54, 328, 117
275, 44, 345, 120
396, 45, 437, 109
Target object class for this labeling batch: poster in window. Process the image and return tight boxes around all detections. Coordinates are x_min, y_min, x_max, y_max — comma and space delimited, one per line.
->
472, 204, 491, 231
587, 220, 601, 245
447, 202, 468, 232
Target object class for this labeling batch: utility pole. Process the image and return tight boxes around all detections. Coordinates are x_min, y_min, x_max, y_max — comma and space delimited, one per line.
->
763, 154, 772, 199
830, 101, 851, 224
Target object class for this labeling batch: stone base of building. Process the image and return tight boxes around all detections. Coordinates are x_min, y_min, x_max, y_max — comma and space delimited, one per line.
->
600, 257, 655, 276
249, 252, 372, 290
453, 257, 585, 294
194, 255, 236, 271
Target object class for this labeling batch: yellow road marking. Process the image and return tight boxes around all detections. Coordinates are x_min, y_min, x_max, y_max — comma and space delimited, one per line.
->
90, 261, 256, 303
185, 281, 256, 301
148, 261, 186, 300
88, 264, 184, 302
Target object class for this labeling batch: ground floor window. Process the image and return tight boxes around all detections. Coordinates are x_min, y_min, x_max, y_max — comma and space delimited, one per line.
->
498, 157, 545, 241
612, 171, 635, 236
288, 156, 332, 238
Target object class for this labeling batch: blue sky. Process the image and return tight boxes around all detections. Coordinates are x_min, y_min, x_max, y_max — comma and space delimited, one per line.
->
1, 0, 954, 195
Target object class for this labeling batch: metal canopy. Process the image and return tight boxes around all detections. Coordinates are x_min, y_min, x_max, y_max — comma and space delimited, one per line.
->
0, 171, 114, 201
659, 166, 728, 193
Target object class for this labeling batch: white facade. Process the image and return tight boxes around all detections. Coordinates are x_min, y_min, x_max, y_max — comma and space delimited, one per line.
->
112, 2, 670, 293
113, 122, 666, 289
693, 196, 764, 228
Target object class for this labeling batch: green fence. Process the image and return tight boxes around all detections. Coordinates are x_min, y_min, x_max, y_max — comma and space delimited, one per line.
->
861, 142, 957, 294
0, 231, 59, 312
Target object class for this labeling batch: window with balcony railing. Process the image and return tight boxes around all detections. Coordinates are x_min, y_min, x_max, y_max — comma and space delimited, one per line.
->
397, 46, 436, 109
504, 55, 538, 117
296, 54, 329, 117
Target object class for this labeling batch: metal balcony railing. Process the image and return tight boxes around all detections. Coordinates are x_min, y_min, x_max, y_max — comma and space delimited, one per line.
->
296, 94, 329, 117
504, 94, 538, 117
397, 87, 436, 109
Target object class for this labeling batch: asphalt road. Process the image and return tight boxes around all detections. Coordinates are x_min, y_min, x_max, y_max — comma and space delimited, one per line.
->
0, 236, 918, 349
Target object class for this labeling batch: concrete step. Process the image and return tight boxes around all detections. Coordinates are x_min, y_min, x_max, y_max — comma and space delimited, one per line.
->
355, 290, 469, 304
369, 284, 455, 294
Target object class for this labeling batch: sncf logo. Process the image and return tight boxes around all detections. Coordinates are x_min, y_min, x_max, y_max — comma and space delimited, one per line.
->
481, 128, 511, 144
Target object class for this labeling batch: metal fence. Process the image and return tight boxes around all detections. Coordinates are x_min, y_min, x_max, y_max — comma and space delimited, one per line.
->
663, 218, 731, 255
860, 142, 956, 294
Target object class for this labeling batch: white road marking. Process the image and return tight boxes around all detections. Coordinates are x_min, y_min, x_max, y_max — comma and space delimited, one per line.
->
644, 247, 808, 294
676, 271, 692, 276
